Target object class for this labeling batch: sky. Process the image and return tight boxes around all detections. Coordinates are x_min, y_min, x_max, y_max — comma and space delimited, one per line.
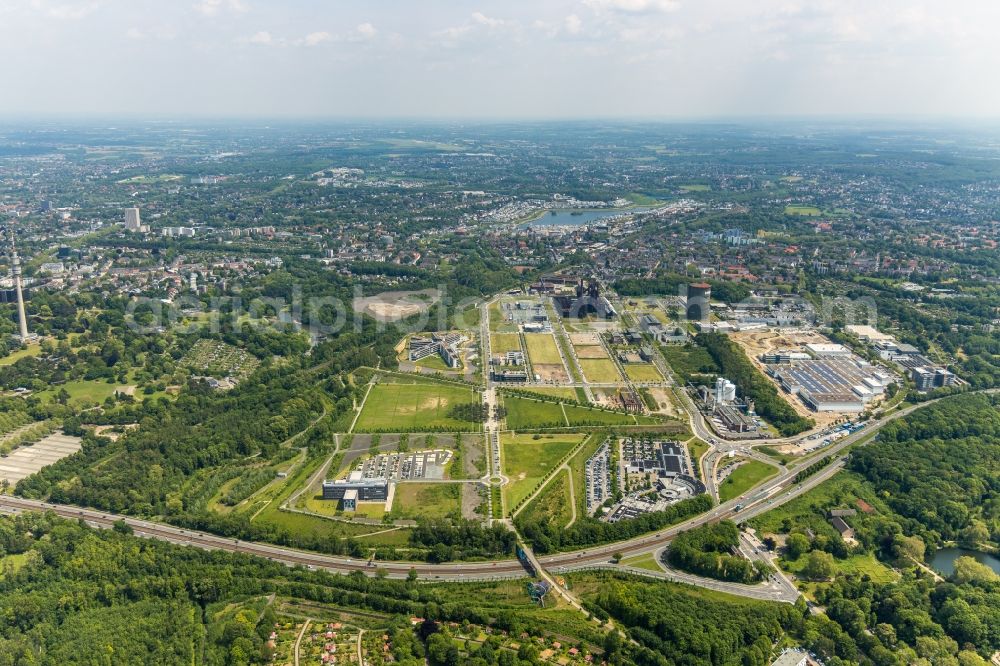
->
1, 0, 999, 119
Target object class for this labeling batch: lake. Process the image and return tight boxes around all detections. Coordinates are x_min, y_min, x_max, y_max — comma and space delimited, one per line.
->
521, 207, 648, 228
930, 547, 1000, 576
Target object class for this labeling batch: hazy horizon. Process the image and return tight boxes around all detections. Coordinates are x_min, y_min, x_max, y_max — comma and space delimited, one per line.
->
2, 0, 999, 119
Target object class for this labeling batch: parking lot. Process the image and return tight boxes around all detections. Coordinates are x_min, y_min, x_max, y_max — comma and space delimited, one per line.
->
359, 449, 453, 481
0, 432, 82, 485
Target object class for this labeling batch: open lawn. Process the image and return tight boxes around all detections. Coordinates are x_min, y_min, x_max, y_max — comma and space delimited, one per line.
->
504, 396, 568, 429
784, 205, 822, 216
0, 342, 42, 366
504, 395, 645, 429
524, 334, 563, 366
623, 364, 663, 382
620, 553, 664, 572
679, 184, 710, 192
389, 482, 462, 520
512, 387, 579, 401
517, 468, 573, 529
687, 439, 709, 474
718, 458, 778, 503
491, 333, 522, 354
415, 353, 460, 371
38, 380, 126, 407
563, 403, 648, 426
578, 358, 621, 383
784, 552, 898, 584
354, 382, 480, 432
502, 433, 583, 509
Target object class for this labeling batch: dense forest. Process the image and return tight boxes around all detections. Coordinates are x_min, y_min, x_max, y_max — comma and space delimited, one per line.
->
666, 521, 771, 584
850, 393, 1000, 548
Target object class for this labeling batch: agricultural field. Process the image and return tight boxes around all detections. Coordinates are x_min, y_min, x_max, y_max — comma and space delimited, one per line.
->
718, 458, 779, 503
389, 482, 463, 520
354, 381, 481, 432
578, 358, 621, 383
623, 364, 663, 382
523, 333, 563, 365
490, 333, 522, 354
502, 433, 584, 508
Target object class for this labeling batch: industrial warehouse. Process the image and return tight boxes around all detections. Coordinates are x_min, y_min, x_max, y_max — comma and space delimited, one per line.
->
763, 343, 894, 412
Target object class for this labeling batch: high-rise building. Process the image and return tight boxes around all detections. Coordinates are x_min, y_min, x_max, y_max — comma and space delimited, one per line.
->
124, 207, 142, 231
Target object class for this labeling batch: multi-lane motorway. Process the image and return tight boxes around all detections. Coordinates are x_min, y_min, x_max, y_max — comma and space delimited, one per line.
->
0, 393, 934, 601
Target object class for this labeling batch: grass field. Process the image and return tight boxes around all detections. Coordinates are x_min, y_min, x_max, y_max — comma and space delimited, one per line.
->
504, 396, 568, 429
502, 433, 583, 508
0, 343, 42, 366
687, 439, 709, 474
38, 380, 126, 407
718, 458, 778, 503
784, 552, 898, 584
578, 358, 621, 383
414, 353, 460, 371
619, 553, 664, 572
512, 387, 579, 401
524, 334, 563, 365
563, 403, 646, 426
517, 468, 573, 529
623, 364, 663, 382
748, 472, 884, 538
784, 205, 822, 216
354, 382, 480, 432
679, 184, 710, 192
504, 395, 645, 429
491, 333, 523, 354
389, 483, 462, 520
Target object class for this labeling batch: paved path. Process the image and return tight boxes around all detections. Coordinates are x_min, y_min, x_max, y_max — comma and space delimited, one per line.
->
293, 619, 311, 666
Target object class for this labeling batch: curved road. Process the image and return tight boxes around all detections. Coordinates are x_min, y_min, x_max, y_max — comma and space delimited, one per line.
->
0, 394, 936, 600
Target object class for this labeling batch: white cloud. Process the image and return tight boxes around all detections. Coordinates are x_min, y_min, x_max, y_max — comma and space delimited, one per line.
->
471, 12, 504, 28
564, 14, 583, 35
353, 22, 377, 40
303, 31, 331, 46
194, 0, 246, 18
248, 30, 272, 45
584, 0, 680, 14
28, 0, 102, 21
